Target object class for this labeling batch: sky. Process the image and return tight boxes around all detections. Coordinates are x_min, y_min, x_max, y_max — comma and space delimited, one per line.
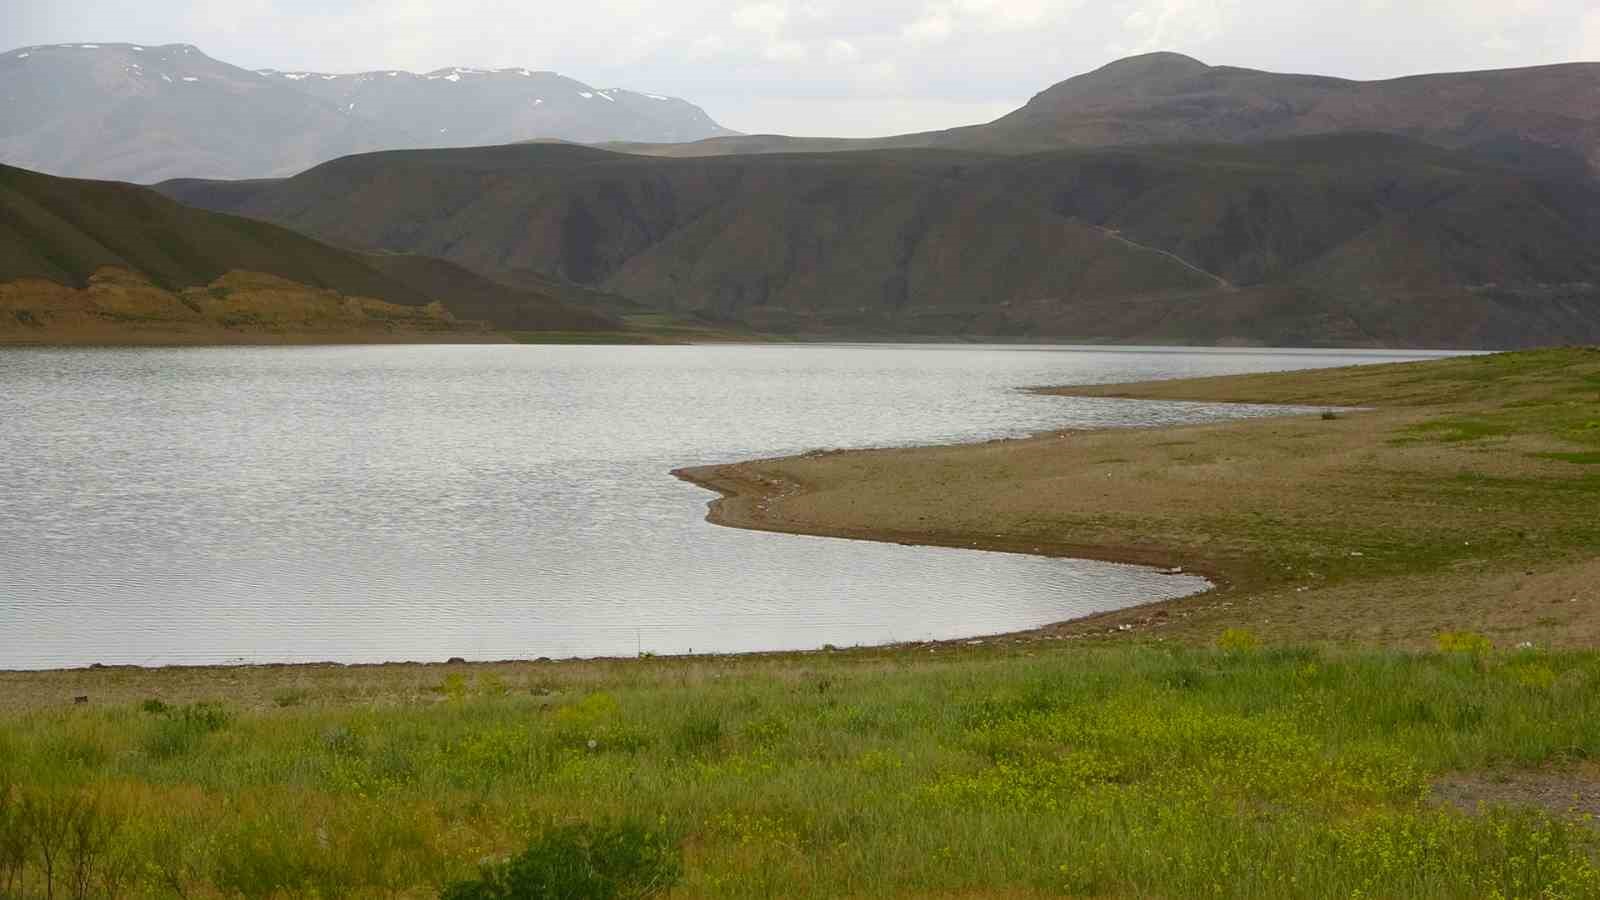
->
7, 1, 1600, 137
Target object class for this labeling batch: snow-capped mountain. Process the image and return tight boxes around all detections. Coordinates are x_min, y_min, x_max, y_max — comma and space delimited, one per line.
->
0, 43, 734, 183
258, 66, 733, 148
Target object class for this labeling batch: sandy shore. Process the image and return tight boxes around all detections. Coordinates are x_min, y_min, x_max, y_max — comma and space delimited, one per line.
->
671, 446, 1233, 637
673, 350, 1600, 649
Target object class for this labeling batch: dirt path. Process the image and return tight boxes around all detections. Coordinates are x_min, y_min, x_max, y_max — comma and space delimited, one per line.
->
1093, 226, 1237, 291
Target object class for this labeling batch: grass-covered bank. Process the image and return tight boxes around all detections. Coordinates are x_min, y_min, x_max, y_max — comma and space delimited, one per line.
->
678, 347, 1600, 649
5, 645, 1600, 898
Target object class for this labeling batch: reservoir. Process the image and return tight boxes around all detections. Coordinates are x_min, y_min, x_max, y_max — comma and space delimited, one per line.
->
0, 343, 1449, 669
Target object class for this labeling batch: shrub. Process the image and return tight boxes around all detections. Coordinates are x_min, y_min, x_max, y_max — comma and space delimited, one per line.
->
179, 702, 233, 732
143, 702, 234, 759
11, 787, 124, 900
1437, 631, 1494, 656
1160, 667, 1207, 691
322, 726, 364, 757
436, 673, 470, 702
1504, 661, 1557, 690
670, 712, 723, 758
272, 689, 310, 708
440, 821, 679, 900
0, 779, 22, 898
478, 674, 510, 698
212, 814, 322, 899
1216, 628, 1261, 653
739, 715, 791, 751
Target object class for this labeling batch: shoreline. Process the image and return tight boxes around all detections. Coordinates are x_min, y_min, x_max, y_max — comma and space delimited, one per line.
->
1, 425, 1238, 680
670, 442, 1235, 634
10, 348, 1600, 680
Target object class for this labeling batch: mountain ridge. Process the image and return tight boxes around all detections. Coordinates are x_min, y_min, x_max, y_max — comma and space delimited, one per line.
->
156, 134, 1600, 348
0, 42, 734, 182
609, 53, 1600, 180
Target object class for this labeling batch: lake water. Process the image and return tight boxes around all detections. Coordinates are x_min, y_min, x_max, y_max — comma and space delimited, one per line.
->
0, 344, 1452, 670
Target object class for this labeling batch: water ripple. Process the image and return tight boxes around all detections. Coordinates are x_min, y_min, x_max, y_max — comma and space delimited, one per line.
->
0, 344, 1453, 669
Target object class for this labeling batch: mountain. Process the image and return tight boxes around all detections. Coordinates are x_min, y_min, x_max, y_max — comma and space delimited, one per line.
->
0, 43, 733, 183
0, 43, 402, 184
157, 136, 1600, 348
259, 66, 735, 147
0, 162, 616, 341
611, 53, 1600, 179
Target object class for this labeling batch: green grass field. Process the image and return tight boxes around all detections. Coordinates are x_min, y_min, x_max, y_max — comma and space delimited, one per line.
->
4, 643, 1600, 898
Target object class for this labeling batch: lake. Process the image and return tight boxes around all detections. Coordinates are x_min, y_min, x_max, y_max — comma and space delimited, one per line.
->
0, 344, 1453, 669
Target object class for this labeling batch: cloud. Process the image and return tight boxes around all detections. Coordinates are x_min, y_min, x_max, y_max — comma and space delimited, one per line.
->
1583, 10, 1600, 58
901, 11, 953, 44
824, 38, 861, 63
764, 40, 809, 62
733, 2, 788, 36
1120, 0, 1232, 52
688, 34, 728, 59
952, 0, 1061, 32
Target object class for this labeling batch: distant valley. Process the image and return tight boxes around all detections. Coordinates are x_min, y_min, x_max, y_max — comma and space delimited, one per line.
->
0, 42, 734, 182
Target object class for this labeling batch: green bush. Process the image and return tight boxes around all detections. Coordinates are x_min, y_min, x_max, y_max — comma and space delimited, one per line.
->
0, 778, 22, 898
1437, 631, 1494, 656
143, 702, 234, 759
1217, 627, 1261, 653
670, 712, 723, 758
213, 814, 324, 899
272, 688, 310, 708
440, 822, 679, 900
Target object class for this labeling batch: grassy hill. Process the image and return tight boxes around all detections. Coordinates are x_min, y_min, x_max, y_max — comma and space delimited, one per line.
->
0, 268, 497, 345
0, 163, 618, 341
159, 136, 1600, 347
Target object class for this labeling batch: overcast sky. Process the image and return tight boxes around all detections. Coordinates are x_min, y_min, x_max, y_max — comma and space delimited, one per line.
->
8, 1, 1600, 136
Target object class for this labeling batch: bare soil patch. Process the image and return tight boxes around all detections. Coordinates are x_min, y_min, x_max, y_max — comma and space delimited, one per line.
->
1434, 765, 1600, 825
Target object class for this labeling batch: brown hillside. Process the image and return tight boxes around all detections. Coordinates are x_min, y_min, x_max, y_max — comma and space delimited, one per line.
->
0, 163, 617, 335
158, 137, 1600, 348
613, 54, 1600, 180
0, 268, 498, 345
